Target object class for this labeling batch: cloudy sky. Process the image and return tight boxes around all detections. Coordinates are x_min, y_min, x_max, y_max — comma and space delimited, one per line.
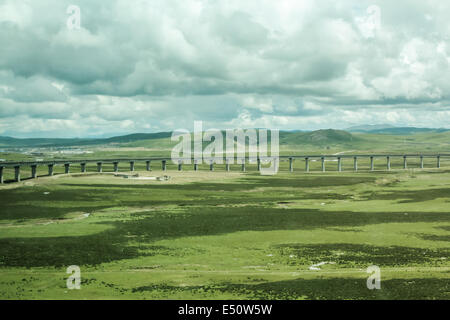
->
1, 0, 450, 137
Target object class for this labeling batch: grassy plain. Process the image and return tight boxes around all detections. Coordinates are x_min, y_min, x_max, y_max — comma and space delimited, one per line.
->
0, 162, 449, 299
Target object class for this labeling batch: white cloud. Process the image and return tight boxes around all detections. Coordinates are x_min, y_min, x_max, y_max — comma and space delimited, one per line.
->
1, 0, 450, 137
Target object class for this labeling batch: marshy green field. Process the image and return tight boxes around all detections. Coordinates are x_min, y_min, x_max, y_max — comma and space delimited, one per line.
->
0, 164, 449, 299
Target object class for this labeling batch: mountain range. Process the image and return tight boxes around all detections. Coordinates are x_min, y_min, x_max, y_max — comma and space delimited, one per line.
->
0, 125, 449, 148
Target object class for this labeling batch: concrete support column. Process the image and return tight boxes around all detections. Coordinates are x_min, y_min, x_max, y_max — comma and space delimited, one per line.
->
14, 165, 20, 182
178, 161, 182, 171
162, 160, 167, 171
437, 156, 441, 168
241, 159, 246, 172
48, 164, 54, 176
31, 165, 37, 179
64, 163, 70, 174
97, 162, 103, 173
113, 162, 119, 173
321, 157, 325, 172
226, 159, 230, 172
420, 156, 424, 169
194, 160, 198, 171
338, 157, 342, 172
0, 166, 3, 184
370, 156, 374, 171
257, 158, 261, 171
305, 157, 309, 172
130, 161, 135, 172
146, 160, 151, 171
289, 157, 293, 172
354, 157, 358, 172
403, 156, 407, 169
81, 163, 86, 173
387, 156, 391, 171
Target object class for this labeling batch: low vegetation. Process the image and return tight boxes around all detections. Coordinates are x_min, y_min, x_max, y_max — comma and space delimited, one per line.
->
0, 166, 448, 299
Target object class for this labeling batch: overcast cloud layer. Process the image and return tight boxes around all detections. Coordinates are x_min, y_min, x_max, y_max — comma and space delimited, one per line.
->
1, 0, 450, 137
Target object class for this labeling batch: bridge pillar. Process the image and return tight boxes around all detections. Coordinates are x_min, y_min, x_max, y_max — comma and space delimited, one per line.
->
97, 162, 103, 173
14, 165, 20, 182
226, 159, 230, 172
146, 160, 151, 171
305, 157, 309, 172
289, 157, 293, 172
0, 166, 3, 184
387, 156, 391, 171
113, 162, 119, 173
437, 156, 441, 168
403, 156, 407, 169
241, 159, 246, 172
81, 163, 86, 173
31, 164, 37, 179
48, 164, 54, 176
193, 160, 198, 171
64, 163, 70, 174
130, 161, 135, 172
420, 156, 424, 169
354, 157, 358, 172
338, 157, 342, 172
321, 157, 325, 172
370, 156, 374, 171
162, 160, 167, 171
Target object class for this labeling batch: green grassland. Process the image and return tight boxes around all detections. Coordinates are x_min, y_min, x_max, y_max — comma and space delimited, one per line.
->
0, 162, 449, 299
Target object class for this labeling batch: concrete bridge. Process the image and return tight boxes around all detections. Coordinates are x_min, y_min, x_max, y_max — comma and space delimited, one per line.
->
0, 154, 448, 184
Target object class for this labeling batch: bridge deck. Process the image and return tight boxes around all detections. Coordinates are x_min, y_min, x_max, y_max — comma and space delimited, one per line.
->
0, 154, 448, 167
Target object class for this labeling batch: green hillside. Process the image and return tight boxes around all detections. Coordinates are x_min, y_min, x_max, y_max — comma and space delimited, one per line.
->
0, 132, 173, 148
1, 129, 449, 156
280, 129, 356, 146
0, 137, 88, 148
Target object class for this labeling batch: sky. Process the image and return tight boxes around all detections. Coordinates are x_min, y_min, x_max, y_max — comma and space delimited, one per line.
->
1, 0, 450, 138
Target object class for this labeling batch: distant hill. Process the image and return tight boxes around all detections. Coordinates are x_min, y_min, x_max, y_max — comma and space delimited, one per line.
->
99, 132, 172, 144
0, 132, 173, 148
0, 137, 88, 148
347, 124, 396, 132
347, 124, 450, 135
364, 127, 449, 135
0, 129, 358, 149
0, 129, 366, 149
280, 129, 356, 146
1, 128, 448, 153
